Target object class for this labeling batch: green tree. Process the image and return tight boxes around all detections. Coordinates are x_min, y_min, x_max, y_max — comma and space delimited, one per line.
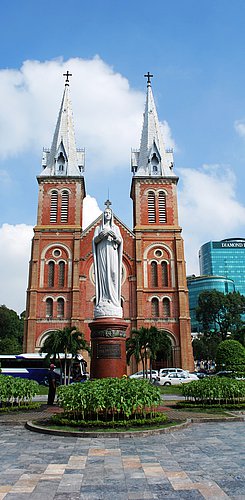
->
126, 327, 171, 381
192, 333, 221, 362
0, 304, 24, 354
40, 327, 90, 384
196, 291, 245, 340
216, 339, 245, 374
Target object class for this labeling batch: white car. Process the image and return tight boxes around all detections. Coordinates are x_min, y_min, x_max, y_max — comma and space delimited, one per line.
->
158, 368, 198, 380
129, 370, 158, 381
155, 372, 198, 386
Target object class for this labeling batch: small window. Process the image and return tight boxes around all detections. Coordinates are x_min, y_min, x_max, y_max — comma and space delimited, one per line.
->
161, 261, 168, 287
58, 261, 65, 287
151, 261, 158, 287
57, 298, 64, 318
48, 261, 55, 287
148, 191, 156, 223
163, 298, 170, 317
61, 191, 69, 223
151, 298, 159, 317
159, 191, 167, 223
50, 190, 58, 223
46, 298, 53, 318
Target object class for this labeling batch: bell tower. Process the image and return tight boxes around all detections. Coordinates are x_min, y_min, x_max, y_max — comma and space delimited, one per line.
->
23, 73, 86, 352
130, 74, 194, 370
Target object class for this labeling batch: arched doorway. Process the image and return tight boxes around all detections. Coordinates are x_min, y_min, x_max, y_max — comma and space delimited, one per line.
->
153, 330, 178, 370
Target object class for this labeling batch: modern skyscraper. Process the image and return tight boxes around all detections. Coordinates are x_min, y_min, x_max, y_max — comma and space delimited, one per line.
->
187, 275, 235, 332
199, 239, 245, 296
23, 74, 194, 371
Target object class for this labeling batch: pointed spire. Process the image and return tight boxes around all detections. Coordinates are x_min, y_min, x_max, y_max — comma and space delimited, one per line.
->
40, 74, 84, 177
131, 74, 174, 177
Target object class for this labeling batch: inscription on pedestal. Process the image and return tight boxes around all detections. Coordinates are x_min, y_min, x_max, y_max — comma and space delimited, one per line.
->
96, 343, 121, 359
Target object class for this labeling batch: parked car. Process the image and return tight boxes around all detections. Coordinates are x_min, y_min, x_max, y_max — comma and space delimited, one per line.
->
158, 367, 197, 379
155, 372, 198, 386
129, 370, 158, 381
189, 371, 209, 379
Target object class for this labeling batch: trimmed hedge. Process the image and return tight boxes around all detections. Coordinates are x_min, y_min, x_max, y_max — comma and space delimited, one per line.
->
51, 412, 168, 429
0, 374, 39, 407
181, 377, 245, 405
57, 377, 161, 421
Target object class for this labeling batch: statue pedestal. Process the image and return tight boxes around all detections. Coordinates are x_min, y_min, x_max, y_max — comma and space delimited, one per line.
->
89, 317, 128, 378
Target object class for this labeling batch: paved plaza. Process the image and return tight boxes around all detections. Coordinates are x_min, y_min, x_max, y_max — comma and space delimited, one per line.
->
0, 420, 244, 499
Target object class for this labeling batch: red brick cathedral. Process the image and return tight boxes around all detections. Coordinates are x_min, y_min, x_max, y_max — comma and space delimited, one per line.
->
23, 74, 194, 372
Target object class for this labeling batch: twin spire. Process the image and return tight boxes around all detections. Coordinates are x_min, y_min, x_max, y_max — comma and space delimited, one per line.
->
40, 72, 174, 178
40, 72, 84, 177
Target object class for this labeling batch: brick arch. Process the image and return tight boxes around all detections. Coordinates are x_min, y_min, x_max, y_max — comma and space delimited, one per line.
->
36, 329, 57, 349
143, 243, 175, 288
40, 243, 72, 288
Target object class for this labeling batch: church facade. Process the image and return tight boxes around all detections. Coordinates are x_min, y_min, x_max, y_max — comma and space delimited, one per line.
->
23, 74, 194, 372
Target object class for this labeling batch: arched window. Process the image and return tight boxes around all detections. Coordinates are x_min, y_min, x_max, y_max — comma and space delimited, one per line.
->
163, 298, 170, 317
57, 298, 64, 318
151, 298, 159, 317
48, 261, 55, 287
61, 190, 69, 223
151, 261, 158, 287
159, 191, 167, 223
50, 190, 58, 223
161, 261, 168, 287
46, 298, 53, 318
58, 261, 65, 287
148, 191, 156, 223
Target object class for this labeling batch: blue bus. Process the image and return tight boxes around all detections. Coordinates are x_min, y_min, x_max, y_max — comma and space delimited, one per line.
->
0, 353, 88, 384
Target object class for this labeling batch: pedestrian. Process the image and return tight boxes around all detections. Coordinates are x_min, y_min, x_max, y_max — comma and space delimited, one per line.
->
47, 363, 56, 405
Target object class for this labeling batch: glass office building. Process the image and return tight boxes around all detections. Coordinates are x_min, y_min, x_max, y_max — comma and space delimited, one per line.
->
199, 238, 245, 296
187, 275, 235, 333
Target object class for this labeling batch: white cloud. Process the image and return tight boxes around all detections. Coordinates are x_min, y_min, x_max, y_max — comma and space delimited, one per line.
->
0, 197, 102, 313
83, 195, 102, 229
0, 57, 175, 173
178, 164, 245, 275
0, 224, 33, 313
234, 119, 245, 138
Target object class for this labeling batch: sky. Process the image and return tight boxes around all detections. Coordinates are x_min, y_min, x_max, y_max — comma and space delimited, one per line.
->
0, 0, 245, 314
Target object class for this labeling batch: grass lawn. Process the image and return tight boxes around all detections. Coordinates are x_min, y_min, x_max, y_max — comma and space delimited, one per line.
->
159, 386, 183, 395
38, 385, 48, 395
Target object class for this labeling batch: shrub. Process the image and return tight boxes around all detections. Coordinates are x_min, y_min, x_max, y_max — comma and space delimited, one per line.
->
57, 378, 161, 421
181, 377, 245, 405
0, 375, 39, 407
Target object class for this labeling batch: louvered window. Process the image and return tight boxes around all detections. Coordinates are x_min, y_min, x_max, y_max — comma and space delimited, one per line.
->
46, 298, 53, 317
61, 190, 69, 223
161, 261, 168, 287
159, 191, 167, 223
58, 261, 65, 287
48, 261, 55, 287
151, 298, 159, 317
50, 191, 58, 223
148, 191, 156, 223
151, 261, 158, 287
57, 298, 64, 318
163, 298, 170, 317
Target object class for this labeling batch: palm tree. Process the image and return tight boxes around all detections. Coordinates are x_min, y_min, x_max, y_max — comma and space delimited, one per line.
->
126, 327, 172, 381
40, 327, 90, 384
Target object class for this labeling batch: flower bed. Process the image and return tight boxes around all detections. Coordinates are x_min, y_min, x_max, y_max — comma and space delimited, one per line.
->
0, 374, 39, 408
181, 377, 245, 405
57, 377, 162, 423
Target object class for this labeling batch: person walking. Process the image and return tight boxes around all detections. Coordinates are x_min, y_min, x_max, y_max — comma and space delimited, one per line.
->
47, 363, 57, 405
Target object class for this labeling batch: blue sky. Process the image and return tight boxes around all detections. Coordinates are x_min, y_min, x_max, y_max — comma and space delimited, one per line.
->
0, 0, 245, 313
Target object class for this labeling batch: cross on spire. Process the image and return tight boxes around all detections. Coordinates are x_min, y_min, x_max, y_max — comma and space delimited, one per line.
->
104, 199, 112, 209
144, 72, 153, 86
63, 71, 72, 85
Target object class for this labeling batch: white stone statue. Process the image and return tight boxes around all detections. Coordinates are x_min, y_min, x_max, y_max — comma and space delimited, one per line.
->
92, 202, 123, 318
